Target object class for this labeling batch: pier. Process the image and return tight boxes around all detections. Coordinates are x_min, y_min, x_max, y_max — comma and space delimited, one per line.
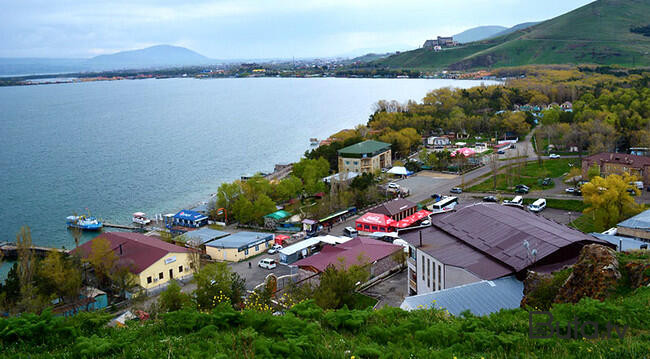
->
103, 223, 141, 231
0, 242, 69, 260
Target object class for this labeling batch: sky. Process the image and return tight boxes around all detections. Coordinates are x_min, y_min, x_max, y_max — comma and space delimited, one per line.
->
0, 0, 595, 59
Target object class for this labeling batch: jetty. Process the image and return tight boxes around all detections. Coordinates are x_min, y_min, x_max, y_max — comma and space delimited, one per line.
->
103, 222, 141, 231
0, 241, 69, 260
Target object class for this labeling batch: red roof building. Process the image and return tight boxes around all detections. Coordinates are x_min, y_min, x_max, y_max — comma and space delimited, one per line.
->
355, 212, 397, 233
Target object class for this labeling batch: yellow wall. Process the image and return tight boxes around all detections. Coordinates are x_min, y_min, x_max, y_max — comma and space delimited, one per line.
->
205, 239, 274, 262
138, 252, 194, 290
338, 150, 391, 173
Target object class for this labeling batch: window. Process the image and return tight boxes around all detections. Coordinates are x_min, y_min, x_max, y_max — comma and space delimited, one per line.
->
345, 161, 350, 165
421, 255, 425, 280
372, 226, 378, 231
438, 265, 442, 290
245, 248, 249, 255
427, 258, 430, 288
159, 272, 163, 280
255, 245, 259, 251
266, 242, 270, 248
179, 265, 183, 273
365, 225, 370, 230
147, 276, 152, 284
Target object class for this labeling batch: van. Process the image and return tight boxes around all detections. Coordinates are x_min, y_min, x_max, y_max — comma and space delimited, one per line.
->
343, 226, 358, 237
258, 258, 277, 270
527, 198, 546, 213
503, 195, 523, 207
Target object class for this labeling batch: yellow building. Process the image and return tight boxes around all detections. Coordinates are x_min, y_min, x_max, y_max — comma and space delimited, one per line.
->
337, 140, 392, 173
204, 231, 275, 262
75, 232, 194, 291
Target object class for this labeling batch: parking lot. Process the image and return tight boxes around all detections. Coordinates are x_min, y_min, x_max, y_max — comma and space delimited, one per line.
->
390, 171, 458, 202
228, 252, 295, 290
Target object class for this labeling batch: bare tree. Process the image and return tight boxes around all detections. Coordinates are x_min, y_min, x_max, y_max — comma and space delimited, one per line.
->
489, 154, 499, 191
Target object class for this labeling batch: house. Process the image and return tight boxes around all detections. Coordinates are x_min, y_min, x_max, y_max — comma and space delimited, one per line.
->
279, 235, 351, 264
171, 209, 208, 228
74, 232, 194, 291
401, 203, 609, 296
400, 276, 524, 316
337, 140, 392, 173
426, 136, 451, 148
629, 147, 649, 157
185, 227, 230, 248
204, 231, 274, 262
581, 152, 650, 184
293, 237, 402, 279
616, 209, 650, 242
422, 39, 438, 48
437, 36, 456, 46
561, 101, 573, 111
590, 233, 648, 251
263, 210, 292, 229
369, 198, 417, 221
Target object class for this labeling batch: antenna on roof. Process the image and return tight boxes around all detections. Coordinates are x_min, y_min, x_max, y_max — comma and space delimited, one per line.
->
523, 240, 537, 267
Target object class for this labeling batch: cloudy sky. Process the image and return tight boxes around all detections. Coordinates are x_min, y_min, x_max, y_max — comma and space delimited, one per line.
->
1, 0, 594, 59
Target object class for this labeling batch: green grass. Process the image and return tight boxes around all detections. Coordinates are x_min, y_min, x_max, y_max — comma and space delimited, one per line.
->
350, 293, 378, 310
467, 159, 579, 193
569, 213, 597, 233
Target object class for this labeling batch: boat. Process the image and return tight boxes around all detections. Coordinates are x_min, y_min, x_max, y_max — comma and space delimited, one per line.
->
66, 215, 103, 230
309, 138, 319, 146
132, 212, 152, 225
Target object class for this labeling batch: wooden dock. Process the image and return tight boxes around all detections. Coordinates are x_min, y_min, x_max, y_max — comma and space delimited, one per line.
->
103, 222, 140, 230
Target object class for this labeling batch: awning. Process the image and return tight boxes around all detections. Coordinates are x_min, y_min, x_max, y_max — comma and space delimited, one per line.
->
387, 166, 412, 176
275, 234, 290, 245
451, 147, 476, 157
394, 210, 432, 228
355, 212, 397, 228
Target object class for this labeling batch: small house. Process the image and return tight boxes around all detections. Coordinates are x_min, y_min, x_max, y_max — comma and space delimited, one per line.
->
172, 209, 208, 228
204, 231, 274, 261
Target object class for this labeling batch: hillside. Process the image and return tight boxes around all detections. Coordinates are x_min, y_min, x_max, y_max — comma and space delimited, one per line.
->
491, 21, 540, 38
453, 25, 507, 43
87, 45, 213, 70
373, 0, 650, 70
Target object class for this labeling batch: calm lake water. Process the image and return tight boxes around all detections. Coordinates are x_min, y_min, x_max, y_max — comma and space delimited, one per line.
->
0, 77, 490, 278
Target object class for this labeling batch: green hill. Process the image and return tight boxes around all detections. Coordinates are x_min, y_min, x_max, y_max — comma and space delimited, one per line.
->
374, 0, 650, 70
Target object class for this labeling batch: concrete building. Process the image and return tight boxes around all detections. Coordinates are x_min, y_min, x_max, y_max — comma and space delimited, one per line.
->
185, 227, 230, 248
74, 232, 194, 292
401, 203, 608, 296
337, 140, 391, 173
279, 235, 351, 264
616, 209, 650, 242
204, 231, 274, 262
581, 152, 650, 184
426, 136, 451, 148
293, 237, 402, 279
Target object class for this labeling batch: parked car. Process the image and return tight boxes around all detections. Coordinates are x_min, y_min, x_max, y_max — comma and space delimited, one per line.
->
483, 195, 498, 202
549, 154, 561, 159
515, 184, 530, 194
503, 195, 524, 207
258, 258, 277, 270
431, 193, 442, 201
542, 178, 552, 186
450, 187, 463, 194
497, 150, 506, 154
267, 244, 283, 254
420, 219, 431, 226
565, 187, 576, 193
388, 182, 400, 189
528, 198, 547, 213
343, 226, 358, 237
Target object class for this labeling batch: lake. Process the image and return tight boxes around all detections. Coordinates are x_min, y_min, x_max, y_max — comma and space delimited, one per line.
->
0, 77, 490, 277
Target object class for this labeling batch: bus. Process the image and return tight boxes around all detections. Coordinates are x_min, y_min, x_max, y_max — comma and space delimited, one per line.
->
429, 196, 458, 213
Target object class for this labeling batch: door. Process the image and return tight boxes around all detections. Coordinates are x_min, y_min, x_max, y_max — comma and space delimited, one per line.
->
169, 269, 173, 279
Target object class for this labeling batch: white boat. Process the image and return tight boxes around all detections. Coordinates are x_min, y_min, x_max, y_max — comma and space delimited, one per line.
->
66, 215, 103, 231
132, 212, 152, 225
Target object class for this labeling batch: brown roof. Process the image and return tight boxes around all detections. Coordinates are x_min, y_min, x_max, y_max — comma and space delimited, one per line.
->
403, 203, 607, 278
584, 152, 650, 168
73, 232, 189, 274
294, 237, 401, 272
371, 198, 417, 217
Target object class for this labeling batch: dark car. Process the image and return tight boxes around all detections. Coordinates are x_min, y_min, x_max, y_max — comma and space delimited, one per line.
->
431, 193, 442, 201
497, 150, 506, 154
483, 195, 498, 202
515, 184, 529, 194
450, 187, 463, 194
626, 188, 637, 196
542, 178, 552, 186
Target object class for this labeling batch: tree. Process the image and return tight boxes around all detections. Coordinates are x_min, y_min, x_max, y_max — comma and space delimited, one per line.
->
231, 196, 255, 224
565, 167, 582, 186
313, 258, 370, 310
159, 280, 191, 312
192, 262, 245, 310
215, 181, 243, 218
252, 194, 277, 225
38, 251, 82, 305
86, 237, 118, 289
581, 174, 644, 232
587, 164, 601, 180
391, 250, 408, 271
110, 265, 138, 299
274, 176, 303, 202
15, 226, 45, 313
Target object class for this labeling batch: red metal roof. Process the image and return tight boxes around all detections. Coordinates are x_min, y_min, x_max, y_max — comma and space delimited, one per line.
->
73, 232, 189, 274
293, 237, 401, 272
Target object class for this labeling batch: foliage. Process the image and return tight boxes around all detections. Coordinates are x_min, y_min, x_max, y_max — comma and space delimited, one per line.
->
192, 262, 245, 310
304, 135, 363, 171
313, 260, 370, 310
522, 269, 572, 311
37, 251, 82, 304
581, 173, 644, 232
85, 237, 117, 289
158, 280, 191, 312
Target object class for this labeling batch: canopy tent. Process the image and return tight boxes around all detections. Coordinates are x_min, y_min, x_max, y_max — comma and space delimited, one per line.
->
387, 166, 413, 176
355, 212, 397, 233
451, 147, 476, 157
274, 234, 290, 245
394, 209, 432, 228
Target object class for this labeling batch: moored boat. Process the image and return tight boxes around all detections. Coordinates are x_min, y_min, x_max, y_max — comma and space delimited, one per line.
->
66, 215, 103, 230
132, 212, 152, 225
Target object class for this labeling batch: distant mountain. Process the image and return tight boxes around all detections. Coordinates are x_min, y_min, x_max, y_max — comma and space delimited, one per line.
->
87, 45, 213, 70
373, 0, 650, 70
453, 26, 507, 44
490, 21, 540, 38
0, 45, 216, 76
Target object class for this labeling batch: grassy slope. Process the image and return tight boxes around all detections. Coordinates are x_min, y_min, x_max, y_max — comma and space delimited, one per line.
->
374, 0, 650, 70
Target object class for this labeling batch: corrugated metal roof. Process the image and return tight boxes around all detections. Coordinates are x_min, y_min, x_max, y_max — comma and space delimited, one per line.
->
338, 140, 391, 155
205, 231, 273, 250
293, 237, 401, 272
591, 233, 648, 251
617, 209, 650, 230
185, 228, 230, 246
400, 275, 523, 316
370, 198, 417, 217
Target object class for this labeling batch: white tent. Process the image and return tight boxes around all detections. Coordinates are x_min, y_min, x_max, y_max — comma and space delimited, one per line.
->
387, 166, 410, 176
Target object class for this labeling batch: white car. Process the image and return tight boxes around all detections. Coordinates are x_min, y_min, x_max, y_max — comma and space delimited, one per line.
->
549, 154, 561, 159
267, 244, 283, 254
388, 182, 400, 189
258, 258, 277, 270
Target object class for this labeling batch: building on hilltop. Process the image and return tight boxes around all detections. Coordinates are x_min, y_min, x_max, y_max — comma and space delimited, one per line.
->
401, 203, 609, 296
581, 152, 650, 184
74, 232, 194, 293
337, 140, 391, 173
